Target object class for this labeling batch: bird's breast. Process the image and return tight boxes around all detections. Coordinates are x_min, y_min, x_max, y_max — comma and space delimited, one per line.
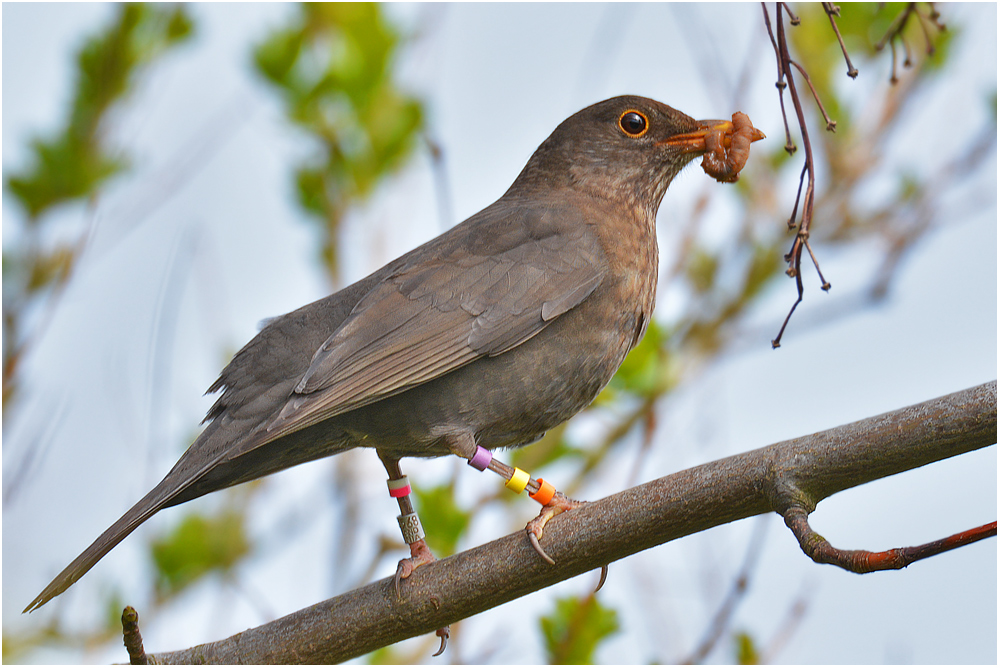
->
594, 205, 660, 350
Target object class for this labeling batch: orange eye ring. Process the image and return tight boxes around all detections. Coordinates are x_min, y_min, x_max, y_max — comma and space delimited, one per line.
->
618, 110, 649, 138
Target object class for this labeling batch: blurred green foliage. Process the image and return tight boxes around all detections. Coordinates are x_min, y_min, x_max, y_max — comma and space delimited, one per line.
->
602, 319, 674, 400
540, 594, 620, 664
254, 3, 423, 276
150, 510, 250, 600
687, 248, 720, 294
413, 482, 471, 556
834, 2, 952, 63
734, 630, 761, 664
7, 4, 192, 219
3, 3, 193, 413
366, 645, 401, 664
508, 422, 583, 475
790, 3, 953, 133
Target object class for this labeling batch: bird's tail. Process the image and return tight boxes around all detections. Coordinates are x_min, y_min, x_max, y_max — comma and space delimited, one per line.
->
24, 422, 355, 612
23, 476, 180, 613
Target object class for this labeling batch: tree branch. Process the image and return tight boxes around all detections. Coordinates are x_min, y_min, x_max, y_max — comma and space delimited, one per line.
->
143, 381, 996, 664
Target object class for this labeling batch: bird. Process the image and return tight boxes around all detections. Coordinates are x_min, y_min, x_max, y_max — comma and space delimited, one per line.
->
25, 95, 763, 620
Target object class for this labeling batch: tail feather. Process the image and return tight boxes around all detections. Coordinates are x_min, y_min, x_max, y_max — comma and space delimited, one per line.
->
24, 475, 188, 613
22, 466, 215, 614
24, 411, 354, 612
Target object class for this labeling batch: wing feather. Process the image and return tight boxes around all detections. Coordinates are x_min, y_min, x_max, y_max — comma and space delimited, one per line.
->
265, 203, 607, 441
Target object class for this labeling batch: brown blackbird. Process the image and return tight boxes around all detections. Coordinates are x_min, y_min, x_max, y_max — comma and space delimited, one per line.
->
25, 95, 763, 614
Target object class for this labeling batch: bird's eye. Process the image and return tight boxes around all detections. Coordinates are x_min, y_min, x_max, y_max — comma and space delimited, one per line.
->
618, 110, 649, 137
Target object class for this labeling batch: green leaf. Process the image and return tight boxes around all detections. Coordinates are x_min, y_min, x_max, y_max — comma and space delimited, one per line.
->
103, 589, 126, 635
26, 245, 77, 293
165, 7, 194, 42
540, 594, 620, 664
295, 165, 331, 218
734, 630, 760, 664
254, 28, 304, 85
150, 509, 250, 599
7, 134, 125, 220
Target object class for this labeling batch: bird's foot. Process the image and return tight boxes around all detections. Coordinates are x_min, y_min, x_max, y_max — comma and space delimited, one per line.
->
525, 491, 582, 564
525, 492, 609, 589
393, 539, 451, 656
393, 538, 437, 598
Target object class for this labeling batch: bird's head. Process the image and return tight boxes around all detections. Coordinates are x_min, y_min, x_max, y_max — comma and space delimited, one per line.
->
509, 95, 763, 218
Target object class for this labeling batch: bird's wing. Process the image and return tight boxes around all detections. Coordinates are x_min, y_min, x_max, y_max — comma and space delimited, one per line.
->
264, 203, 606, 440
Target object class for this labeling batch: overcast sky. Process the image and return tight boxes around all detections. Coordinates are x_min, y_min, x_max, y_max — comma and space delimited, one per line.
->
3, 3, 996, 664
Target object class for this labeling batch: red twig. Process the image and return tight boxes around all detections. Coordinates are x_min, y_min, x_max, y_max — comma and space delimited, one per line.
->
784, 507, 997, 573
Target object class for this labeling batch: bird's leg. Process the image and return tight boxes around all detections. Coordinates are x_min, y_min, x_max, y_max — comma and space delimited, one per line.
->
378, 454, 436, 593
447, 436, 608, 588
377, 452, 450, 656
379, 453, 435, 596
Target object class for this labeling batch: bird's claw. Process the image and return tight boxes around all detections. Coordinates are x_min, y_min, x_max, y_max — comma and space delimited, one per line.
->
595, 565, 609, 592
393, 559, 413, 599
432, 626, 450, 656
527, 529, 556, 565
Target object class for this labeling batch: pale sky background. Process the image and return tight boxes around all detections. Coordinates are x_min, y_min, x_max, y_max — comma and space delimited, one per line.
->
2, 3, 996, 664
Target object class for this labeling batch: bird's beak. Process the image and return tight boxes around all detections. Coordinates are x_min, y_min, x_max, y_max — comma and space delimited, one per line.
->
660, 118, 766, 153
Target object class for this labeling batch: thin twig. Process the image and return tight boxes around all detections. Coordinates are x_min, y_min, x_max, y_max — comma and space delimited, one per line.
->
803, 238, 831, 291
780, 2, 799, 25
875, 4, 915, 51
775, 9, 815, 235
763, 2, 848, 346
822, 3, 859, 78
788, 61, 838, 132
914, 6, 937, 56
761, 4, 796, 154
889, 38, 900, 83
875, 3, 946, 84
785, 162, 808, 232
772, 5, 820, 347
760, 588, 811, 663
771, 266, 803, 349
